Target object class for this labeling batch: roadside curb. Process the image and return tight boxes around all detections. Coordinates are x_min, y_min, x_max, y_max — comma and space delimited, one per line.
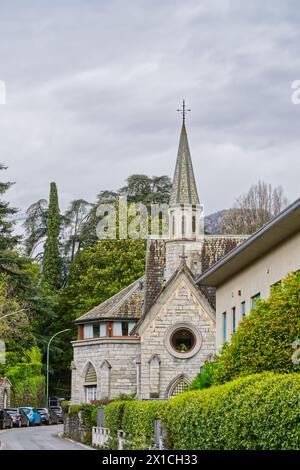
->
57, 432, 94, 450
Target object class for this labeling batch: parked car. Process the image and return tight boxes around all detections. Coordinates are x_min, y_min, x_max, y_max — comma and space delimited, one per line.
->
18, 408, 30, 427
19, 407, 41, 426
0, 409, 13, 429
48, 408, 59, 425
4, 408, 29, 428
50, 406, 64, 424
49, 397, 69, 407
36, 408, 52, 425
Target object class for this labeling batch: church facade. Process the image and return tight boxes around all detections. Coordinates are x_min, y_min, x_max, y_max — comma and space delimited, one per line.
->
71, 120, 245, 403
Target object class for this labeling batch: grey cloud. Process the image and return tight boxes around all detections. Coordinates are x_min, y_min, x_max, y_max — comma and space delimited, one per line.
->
0, 0, 299, 220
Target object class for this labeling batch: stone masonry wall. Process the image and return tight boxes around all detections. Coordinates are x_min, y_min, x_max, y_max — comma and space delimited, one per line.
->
0, 378, 11, 408
140, 277, 215, 400
71, 340, 140, 403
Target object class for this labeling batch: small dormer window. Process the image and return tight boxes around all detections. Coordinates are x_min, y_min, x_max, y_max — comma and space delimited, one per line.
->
99, 323, 107, 337
113, 321, 136, 336
84, 324, 93, 339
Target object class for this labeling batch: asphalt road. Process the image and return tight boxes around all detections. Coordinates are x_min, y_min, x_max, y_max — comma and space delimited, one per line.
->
0, 424, 89, 450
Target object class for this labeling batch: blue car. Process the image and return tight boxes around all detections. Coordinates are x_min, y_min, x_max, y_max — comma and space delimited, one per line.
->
19, 407, 41, 426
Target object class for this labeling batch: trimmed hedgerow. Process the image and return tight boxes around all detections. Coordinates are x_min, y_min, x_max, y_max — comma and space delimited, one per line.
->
122, 401, 166, 449
104, 401, 127, 436
163, 372, 300, 450
69, 403, 98, 427
69, 404, 81, 416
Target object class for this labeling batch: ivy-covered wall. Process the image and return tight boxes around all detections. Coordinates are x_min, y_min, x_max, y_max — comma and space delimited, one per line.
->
6, 362, 45, 407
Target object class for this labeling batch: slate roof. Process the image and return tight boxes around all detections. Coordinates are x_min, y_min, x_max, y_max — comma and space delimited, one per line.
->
199, 235, 247, 307
143, 239, 166, 315
132, 261, 216, 335
75, 276, 145, 323
141, 235, 246, 314
169, 122, 200, 206
201, 235, 247, 273
74, 235, 246, 324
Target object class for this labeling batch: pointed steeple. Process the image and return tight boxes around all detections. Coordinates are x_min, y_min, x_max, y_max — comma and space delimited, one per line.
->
169, 120, 200, 206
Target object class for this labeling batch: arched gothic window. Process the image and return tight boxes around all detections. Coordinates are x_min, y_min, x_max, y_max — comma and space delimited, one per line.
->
168, 376, 190, 398
172, 215, 175, 237
181, 215, 186, 236
84, 363, 97, 403
192, 215, 196, 234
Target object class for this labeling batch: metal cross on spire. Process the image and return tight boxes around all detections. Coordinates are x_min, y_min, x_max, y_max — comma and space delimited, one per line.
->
177, 99, 191, 122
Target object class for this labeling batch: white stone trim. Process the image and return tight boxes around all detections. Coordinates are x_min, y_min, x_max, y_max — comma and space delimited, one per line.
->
72, 338, 140, 347
164, 322, 203, 359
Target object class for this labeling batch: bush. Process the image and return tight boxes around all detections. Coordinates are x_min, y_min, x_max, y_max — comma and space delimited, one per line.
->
213, 271, 300, 384
69, 403, 97, 427
79, 404, 97, 428
188, 359, 219, 391
91, 407, 99, 427
163, 372, 300, 450
69, 404, 81, 416
104, 401, 127, 436
60, 400, 70, 413
7, 361, 45, 407
122, 401, 166, 449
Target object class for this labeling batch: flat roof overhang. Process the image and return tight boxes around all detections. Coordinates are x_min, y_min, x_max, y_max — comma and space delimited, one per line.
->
197, 198, 300, 287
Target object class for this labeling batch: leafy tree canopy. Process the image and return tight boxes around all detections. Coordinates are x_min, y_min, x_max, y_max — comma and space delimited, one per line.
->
59, 237, 146, 321
213, 271, 300, 384
0, 273, 37, 375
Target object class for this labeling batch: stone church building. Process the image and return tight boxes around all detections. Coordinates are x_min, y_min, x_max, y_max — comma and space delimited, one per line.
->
0, 377, 11, 408
71, 119, 245, 402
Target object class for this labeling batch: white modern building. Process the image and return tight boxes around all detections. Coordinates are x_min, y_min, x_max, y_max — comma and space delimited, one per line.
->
197, 198, 300, 351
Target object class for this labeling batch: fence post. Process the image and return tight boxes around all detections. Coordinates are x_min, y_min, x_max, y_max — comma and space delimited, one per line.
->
154, 419, 161, 449
97, 408, 105, 427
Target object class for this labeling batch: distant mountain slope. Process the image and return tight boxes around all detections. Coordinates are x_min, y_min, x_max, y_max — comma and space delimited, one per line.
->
204, 210, 228, 235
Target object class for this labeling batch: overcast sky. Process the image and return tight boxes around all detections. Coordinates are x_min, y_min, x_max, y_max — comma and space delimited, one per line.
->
0, 0, 299, 218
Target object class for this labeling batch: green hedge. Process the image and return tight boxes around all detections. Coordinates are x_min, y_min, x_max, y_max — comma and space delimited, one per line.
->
103, 373, 300, 450
104, 401, 128, 436
69, 403, 98, 427
122, 401, 165, 449
163, 372, 300, 450
104, 400, 166, 449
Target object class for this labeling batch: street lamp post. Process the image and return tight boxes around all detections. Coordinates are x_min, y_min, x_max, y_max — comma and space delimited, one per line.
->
46, 329, 71, 408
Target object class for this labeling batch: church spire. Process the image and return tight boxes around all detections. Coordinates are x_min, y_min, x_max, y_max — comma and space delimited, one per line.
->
169, 103, 200, 206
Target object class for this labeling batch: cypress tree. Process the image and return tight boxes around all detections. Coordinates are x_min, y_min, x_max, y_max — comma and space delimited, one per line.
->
42, 182, 62, 290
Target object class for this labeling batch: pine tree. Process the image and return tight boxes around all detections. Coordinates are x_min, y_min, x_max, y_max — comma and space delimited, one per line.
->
42, 182, 62, 290
0, 164, 26, 276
